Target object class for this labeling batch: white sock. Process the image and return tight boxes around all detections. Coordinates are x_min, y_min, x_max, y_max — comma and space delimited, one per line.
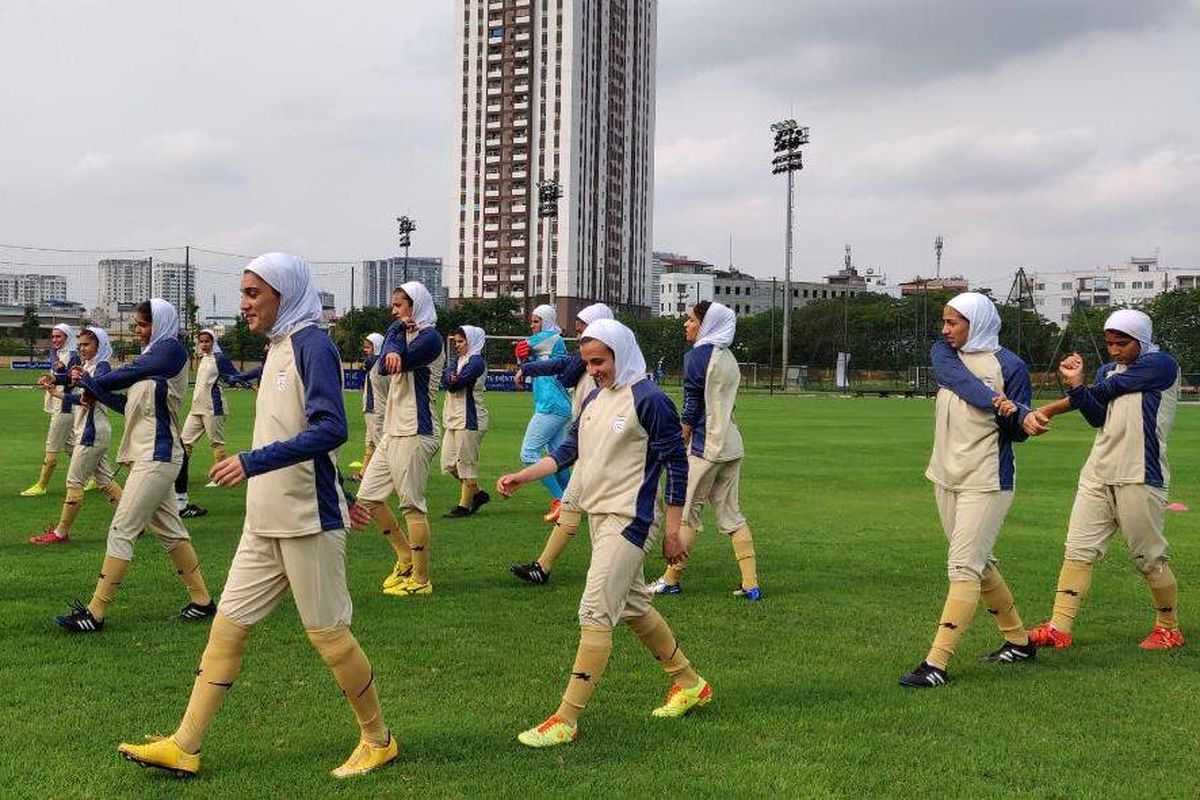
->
176, 492, 189, 511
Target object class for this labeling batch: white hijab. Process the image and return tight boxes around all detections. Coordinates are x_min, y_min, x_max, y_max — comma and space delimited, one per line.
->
1104, 309, 1159, 355
581, 318, 647, 390
85, 326, 113, 369
461, 325, 486, 358
143, 298, 180, 355
245, 252, 323, 339
946, 292, 1001, 353
365, 332, 384, 357
199, 327, 222, 355
694, 302, 736, 349
400, 281, 437, 330
576, 303, 613, 326
533, 303, 561, 334
52, 322, 77, 357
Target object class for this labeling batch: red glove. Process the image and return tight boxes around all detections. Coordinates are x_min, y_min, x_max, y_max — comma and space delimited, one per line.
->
514, 340, 531, 359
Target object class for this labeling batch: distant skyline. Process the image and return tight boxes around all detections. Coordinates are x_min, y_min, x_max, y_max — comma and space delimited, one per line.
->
2, 1, 1198, 314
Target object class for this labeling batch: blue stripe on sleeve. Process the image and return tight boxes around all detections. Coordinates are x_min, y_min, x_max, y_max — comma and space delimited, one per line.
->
682, 345, 711, 456
930, 341, 999, 411
1142, 391, 1164, 487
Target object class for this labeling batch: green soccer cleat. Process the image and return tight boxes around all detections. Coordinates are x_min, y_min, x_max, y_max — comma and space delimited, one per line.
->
651, 677, 712, 718
118, 735, 199, 777
517, 715, 579, 748
20, 483, 47, 497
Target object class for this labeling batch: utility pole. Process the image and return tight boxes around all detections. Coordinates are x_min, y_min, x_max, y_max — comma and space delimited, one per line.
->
934, 235, 944, 279
770, 119, 809, 391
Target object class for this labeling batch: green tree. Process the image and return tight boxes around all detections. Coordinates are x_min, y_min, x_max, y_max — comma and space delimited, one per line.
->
621, 315, 689, 376
220, 314, 268, 363
438, 296, 525, 338
1145, 287, 1200, 374
20, 304, 40, 358
330, 306, 394, 362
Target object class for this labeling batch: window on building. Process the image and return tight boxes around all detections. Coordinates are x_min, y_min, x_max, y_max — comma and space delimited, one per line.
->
1061, 282, 1071, 290
1061, 298, 1072, 305
1113, 282, 1125, 289
1036, 283, 1045, 291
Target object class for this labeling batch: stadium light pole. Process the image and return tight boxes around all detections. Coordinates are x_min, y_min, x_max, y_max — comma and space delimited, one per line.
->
536, 179, 562, 321
770, 119, 809, 391
396, 215, 417, 285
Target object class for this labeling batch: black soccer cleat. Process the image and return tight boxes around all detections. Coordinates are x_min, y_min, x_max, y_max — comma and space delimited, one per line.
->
510, 561, 549, 585
180, 504, 209, 519
56, 600, 104, 633
470, 490, 491, 514
443, 505, 472, 519
982, 640, 1036, 664
899, 661, 949, 688
179, 600, 217, 621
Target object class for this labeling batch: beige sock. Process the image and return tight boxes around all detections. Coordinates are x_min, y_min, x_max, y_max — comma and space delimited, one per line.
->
926, 580, 981, 669
88, 555, 131, 620
37, 453, 58, 489
555, 626, 613, 725
168, 541, 212, 606
730, 524, 758, 590
173, 614, 252, 754
626, 608, 700, 688
362, 441, 375, 471
661, 524, 695, 586
404, 510, 431, 584
537, 508, 581, 572
212, 443, 227, 463
100, 481, 123, 506
56, 486, 85, 536
980, 566, 1028, 645
458, 479, 475, 508
1049, 560, 1094, 634
307, 626, 389, 746
1145, 563, 1179, 631
374, 504, 411, 563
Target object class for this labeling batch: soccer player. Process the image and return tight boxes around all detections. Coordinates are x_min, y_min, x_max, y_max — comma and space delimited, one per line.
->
22, 323, 79, 497
650, 301, 760, 600
349, 333, 388, 481
30, 327, 124, 544
899, 292, 1037, 688
350, 282, 444, 597
514, 304, 573, 522
440, 325, 490, 518
175, 329, 241, 519
1025, 309, 1184, 651
510, 301, 613, 584
117, 253, 397, 778
496, 318, 712, 747
54, 299, 214, 632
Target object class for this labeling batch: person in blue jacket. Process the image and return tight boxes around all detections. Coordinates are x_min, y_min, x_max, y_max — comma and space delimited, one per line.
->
513, 304, 572, 522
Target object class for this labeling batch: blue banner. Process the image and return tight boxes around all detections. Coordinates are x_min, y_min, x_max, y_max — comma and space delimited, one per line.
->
343, 368, 366, 391
11, 361, 52, 370
486, 370, 519, 392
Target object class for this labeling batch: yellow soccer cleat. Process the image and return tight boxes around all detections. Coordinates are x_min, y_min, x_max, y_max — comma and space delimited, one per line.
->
381, 560, 413, 591
20, 483, 47, 497
347, 460, 364, 470
84, 477, 98, 492
517, 715, 579, 748
651, 677, 713, 718
331, 733, 400, 779
117, 735, 199, 777
383, 577, 432, 597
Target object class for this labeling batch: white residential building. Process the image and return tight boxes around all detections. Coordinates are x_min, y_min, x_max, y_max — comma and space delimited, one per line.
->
451, 0, 657, 318
362, 257, 447, 309
0, 273, 68, 306
98, 259, 153, 310
1030, 257, 1200, 324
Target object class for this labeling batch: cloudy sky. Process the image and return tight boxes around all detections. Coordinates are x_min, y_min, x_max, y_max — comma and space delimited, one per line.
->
1, 1, 1198, 311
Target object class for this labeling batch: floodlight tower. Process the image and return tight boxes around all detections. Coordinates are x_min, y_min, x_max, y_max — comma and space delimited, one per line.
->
536, 179, 563, 319
396, 215, 417, 283
770, 118, 809, 390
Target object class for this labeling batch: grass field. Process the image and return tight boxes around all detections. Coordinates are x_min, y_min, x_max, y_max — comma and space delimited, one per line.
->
1, 386, 1198, 799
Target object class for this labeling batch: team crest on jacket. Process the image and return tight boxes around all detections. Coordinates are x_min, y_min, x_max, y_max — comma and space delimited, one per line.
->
275, 370, 290, 392
612, 415, 627, 433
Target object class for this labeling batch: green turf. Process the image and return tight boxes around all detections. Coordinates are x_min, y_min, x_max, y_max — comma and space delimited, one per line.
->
0, 387, 1198, 799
